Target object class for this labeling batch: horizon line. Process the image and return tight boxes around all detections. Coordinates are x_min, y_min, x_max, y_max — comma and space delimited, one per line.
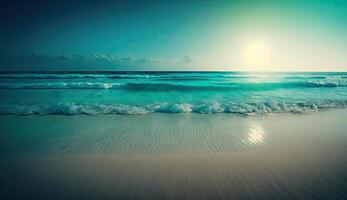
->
0, 70, 346, 73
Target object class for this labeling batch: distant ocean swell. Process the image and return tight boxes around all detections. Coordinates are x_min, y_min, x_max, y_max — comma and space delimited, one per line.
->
0, 79, 346, 90
1, 100, 346, 115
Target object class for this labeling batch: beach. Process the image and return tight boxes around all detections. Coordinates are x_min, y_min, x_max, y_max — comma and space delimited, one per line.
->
3, 0, 347, 198
1, 110, 346, 199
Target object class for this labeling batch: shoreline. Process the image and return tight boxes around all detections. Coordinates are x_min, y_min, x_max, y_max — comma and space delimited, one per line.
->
1, 109, 347, 155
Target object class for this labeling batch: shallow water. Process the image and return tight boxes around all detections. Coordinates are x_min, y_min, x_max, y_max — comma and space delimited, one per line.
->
0, 111, 346, 199
0, 111, 345, 155
0, 71, 347, 115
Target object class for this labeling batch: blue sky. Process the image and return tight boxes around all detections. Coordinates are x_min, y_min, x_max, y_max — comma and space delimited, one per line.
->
1, 0, 347, 71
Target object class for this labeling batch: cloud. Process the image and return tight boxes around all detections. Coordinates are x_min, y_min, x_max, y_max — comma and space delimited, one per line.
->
121, 56, 134, 62
0, 53, 198, 71
181, 54, 194, 63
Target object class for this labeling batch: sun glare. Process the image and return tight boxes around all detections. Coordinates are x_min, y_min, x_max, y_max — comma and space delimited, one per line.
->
244, 41, 271, 68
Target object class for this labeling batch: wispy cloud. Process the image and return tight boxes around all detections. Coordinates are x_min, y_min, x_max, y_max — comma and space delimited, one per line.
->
0, 53, 195, 71
178, 54, 194, 64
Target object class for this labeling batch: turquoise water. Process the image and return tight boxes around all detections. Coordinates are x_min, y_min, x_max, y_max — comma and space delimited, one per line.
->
0, 71, 346, 115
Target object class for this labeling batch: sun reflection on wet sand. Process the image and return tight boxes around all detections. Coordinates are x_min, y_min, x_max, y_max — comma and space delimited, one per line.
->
243, 123, 265, 145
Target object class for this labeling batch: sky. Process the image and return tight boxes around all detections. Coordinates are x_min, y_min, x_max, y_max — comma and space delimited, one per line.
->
1, 0, 347, 71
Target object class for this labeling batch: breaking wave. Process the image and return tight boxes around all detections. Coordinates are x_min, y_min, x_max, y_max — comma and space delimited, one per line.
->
1, 100, 346, 115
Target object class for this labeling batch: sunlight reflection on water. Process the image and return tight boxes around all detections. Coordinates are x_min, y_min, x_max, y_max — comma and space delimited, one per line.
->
243, 123, 265, 145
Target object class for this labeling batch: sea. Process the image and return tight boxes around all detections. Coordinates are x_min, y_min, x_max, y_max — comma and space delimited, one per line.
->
0, 71, 346, 115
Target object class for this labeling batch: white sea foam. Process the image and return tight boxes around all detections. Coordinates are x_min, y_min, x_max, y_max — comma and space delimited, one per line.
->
0, 100, 346, 115
308, 78, 347, 87
0, 82, 125, 89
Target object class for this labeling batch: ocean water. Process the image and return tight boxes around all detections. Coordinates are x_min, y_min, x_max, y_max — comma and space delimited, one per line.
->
0, 71, 346, 115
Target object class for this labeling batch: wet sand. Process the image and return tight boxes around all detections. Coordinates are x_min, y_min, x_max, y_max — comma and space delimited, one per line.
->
0, 111, 347, 199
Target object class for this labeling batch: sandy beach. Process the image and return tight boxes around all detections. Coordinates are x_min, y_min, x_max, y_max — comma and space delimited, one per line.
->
2, 0, 347, 199
1, 110, 346, 199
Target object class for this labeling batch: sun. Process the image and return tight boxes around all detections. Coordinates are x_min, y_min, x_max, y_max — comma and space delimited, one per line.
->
244, 41, 271, 68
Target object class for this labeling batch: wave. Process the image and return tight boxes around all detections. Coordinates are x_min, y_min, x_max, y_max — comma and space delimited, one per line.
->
305, 79, 347, 87
0, 73, 163, 80
2, 72, 345, 80
0, 82, 126, 89
0, 79, 346, 90
0, 73, 214, 80
0, 74, 111, 79
1, 100, 346, 115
